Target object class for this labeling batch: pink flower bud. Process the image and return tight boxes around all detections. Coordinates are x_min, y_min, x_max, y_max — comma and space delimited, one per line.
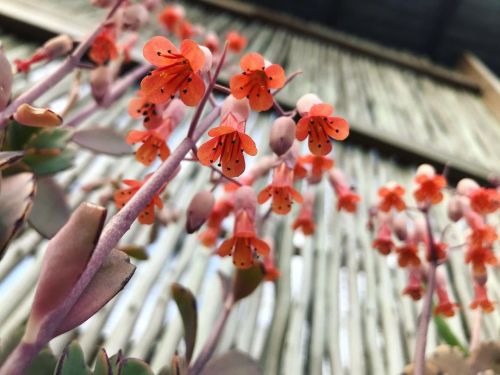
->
447, 195, 464, 222
42, 35, 73, 59
121, 3, 149, 31
13, 103, 62, 127
415, 164, 435, 178
269, 116, 296, 156
0, 42, 12, 110
163, 98, 186, 125
221, 95, 250, 121
90, 66, 111, 105
144, 0, 161, 11
199, 45, 213, 73
204, 32, 220, 53
235, 186, 257, 219
296, 93, 321, 116
186, 191, 215, 233
456, 178, 479, 196
392, 213, 409, 241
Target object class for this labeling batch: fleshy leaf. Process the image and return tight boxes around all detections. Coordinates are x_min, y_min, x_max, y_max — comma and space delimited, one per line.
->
26, 128, 71, 150
54, 341, 91, 375
0, 172, 35, 259
54, 249, 135, 336
93, 348, 112, 375
25, 203, 106, 342
200, 350, 262, 375
434, 315, 468, 354
119, 358, 154, 375
23, 148, 75, 176
0, 151, 25, 171
232, 264, 264, 303
171, 283, 198, 364
118, 245, 149, 260
72, 127, 132, 156
26, 347, 58, 375
28, 176, 70, 238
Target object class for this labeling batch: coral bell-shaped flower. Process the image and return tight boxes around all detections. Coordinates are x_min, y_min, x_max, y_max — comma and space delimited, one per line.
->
126, 119, 174, 166
263, 246, 281, 282
258, 163, 303, 215
329, 169, 360, 213
469, 188, 500, 215
378, 181, 406, 212
470, 283, 495, 313
141, 36, 206, 106
297, 154, 334, 183
372, 221, 395, 255
197, 112, 257, 177
199, 196, 234, 247
230, 52, 285, 111
89, 26, 118, 65
296, 103, 349, 156
128, 91, 165, 129
465, 246, 497, 276
403, 268, 424, 301
413, 165, 447, 206
396, 243, 421, 268
158, 4, 185, 32
292, 191, 316, 235
226, 31, 247, 53
114, 175, 166, 224
434, 283, 458, 317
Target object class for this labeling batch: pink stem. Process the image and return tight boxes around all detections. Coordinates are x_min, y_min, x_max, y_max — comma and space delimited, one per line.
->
0, 0, 126, 128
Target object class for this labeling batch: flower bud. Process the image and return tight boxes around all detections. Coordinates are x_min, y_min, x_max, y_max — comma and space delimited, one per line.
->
42, 35, 73, 59
199, 46, 213, 74
269, 116, 296, 156
221, 95, 250, 121
204, 32, 220, 53
90, 66, 111, 105
121, 4, 149, 31
0, 42, 13, 110
186, 191, 214, 233
164, 98, 186, 125
456, 178, 479, 196
415, 164, 435, 178
235, 186, 257, 219
447, 195, 464, 222
296, 93, 321, 116
13, 103, 62, 127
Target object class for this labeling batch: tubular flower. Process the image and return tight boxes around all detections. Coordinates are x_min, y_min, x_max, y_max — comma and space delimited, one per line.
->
378, 182, 406, 212
413, 174, 447, 206
226, 31, 247, 53
199, 196, 234, 247
426, 241, 448, 263
434, 284, 458, 317
258, 163, 303, 215
403, 269, 423, 301
141, 36, 205, 106
89, 27, 118, 65
470, 284, 495, 313
297, 154, 334, 183
230, 52, 285, 111
128, 91, 164, 129
263, 246, 281, 281
197, 113, 257, 177
114, 176, 165, 225
217, 210, 270, 269
372, 222, 394, 255
469, 188, 500, 215
396, 243, 421, 268
465, 246, 497, 276
468, 224, 498, 248
292, 192, 315, 235
296, 103, 349, 156
329, 169, 360, 213
126, 119, 175, 165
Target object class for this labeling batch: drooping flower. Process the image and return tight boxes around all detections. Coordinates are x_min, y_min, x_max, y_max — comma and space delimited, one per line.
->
199, 196, 234, 247
396, 243, 421, 268
89, 26, 118, 65
465, 246, 497, 276
426, 241, 448, 263
128, 91, 165, 129
14, 34, 73, 73
296, 103, 349, 155
263, 243, 280, 281
469, 188, 500, 215
158, 4, 185, 32
217, 211, 270, 269
372, 222, 394, 255
329, 168, 360, 213
297, 154, 334, 183
402, 268, 423, 301
378, 182, 406, 212
414, 173, 447, 206
292, 192, 315, 235
114, 175, 165, 224
141, 36, 205, 106
126, 120, 174, 165
470, 284, 495, 313
230, 52, 285, 111
434, 283, 458, 317
468, 224, 498, 248
258, 163, 303, 215
197, 112, 257, 177
226, 31, 247, 53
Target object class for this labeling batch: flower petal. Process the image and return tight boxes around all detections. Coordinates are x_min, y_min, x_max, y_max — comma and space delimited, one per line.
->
138, 203, 155, 224
217, 238, 235, 256
208, 126, 235, 137
179, 73, 205, 107
239, 132, 257, 156
252, 237, 270, 257
180, 39, 205, 72
265, 64, 286, 89
229, 74, 251, 99
143, 36, 178, 66
249, 86, 273, 112
295, 117, 309, 141
197, 138, 220, 166
240, 52, 265, 71
324, 117, 349, 141
257, 186, 273, 204
126, 130, 148, 144
310, 103, 334, 117
140, 70, 174, 104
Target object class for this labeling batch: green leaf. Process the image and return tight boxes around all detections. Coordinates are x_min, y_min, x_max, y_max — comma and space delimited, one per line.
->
200, 350, 262, 375
28, 176, 70, 238
23, 148, 75, 176
5, 120, 40, 150
119, 358, 154, 375
171, 283, 198, 364
71, 127, 132, 156
109, 351, 123, 374
232, 264, 264, 303
26, 347, 57, 375
25, 128, 71, 151
93, 349, 111, 375
434, 315, 468, 355
54, 341, 91, 375
118, 245, 149, 261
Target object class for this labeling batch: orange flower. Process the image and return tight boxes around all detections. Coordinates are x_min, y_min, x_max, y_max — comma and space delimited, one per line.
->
263, 248, 280, 281
230, 52, 285, 111
126, 119, 176, 166
414, 174, 447, 205
226, 31, 247, 53
469, 188, 500, 215
426, 242, 448, 263
258, 163, 303, 215
372, 222, 394, 255
434, 285, 458, 317
403, 269, 423, 301
296, 103, 349, 156
89, 27, 118, 65
114, 176, 165, 225
217, 211, 270, 268
199, 196, 234, 247
141, 36, 205, 106
470, 284, 495, 313
176, 20, 195, 40
337, 190, 361, 213
465, 246, 497, 275
292, 192, 315, 235
197, 113, 257, 177
378, 183, 406, 212
396, 244, 421, 267
158, 4, 184, 32
128, 91, 165, 129
297, 155, 334, 182
468, 225, 498, 248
